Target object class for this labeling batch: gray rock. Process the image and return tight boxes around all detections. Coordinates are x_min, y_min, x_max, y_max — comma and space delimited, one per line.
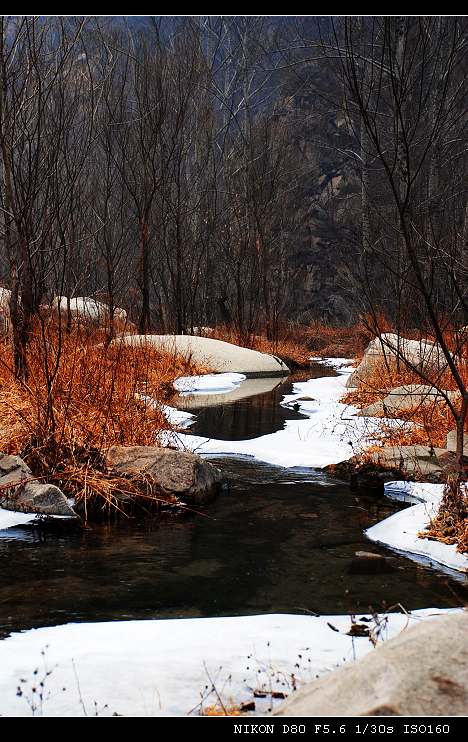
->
105, 445, 223, 506
369, 445, 447, 477
359, 384, 459, 417
0, 453, 77, 518
275, 610, 468, 716
0, 312, 9, 337
346, 334, 450, 389
113, 334, 289, 377
185, 326, 214, 336
348, 551, 396, 575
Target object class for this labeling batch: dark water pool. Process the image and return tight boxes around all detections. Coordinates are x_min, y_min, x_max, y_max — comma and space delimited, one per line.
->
0, 366, 465, 637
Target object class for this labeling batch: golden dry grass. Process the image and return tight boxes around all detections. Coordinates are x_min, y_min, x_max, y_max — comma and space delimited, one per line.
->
305, 320, 373, 359
423, 477, 468, 554
0, 320, 208, 519
342, 356, 468, 450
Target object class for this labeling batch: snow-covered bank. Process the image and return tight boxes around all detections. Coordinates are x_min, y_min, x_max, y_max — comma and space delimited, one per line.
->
0, 609, 457, 717
366, 481, 468, 575
174, 372, 246, 394
166, 360, 399, 468
0, 508, 37, 531
141, 373, 247, 430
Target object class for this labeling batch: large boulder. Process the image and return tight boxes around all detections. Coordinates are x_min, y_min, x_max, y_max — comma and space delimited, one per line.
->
276, 610, 468, 716
359, 384, 458, 417
347, 334, 449, 389
105, 445, 223, 506
0, 454, 77, 518
113, 334, 289, 377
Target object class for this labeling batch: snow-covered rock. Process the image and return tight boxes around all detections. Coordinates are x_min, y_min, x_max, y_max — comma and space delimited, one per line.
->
0, 287, 11, 335
0, 454, 78, 519
446, 429, 468, 456
52, 297, 127, 324
114, 335, 289, 376
359, 384, 458, 417
276, 610, 468, 717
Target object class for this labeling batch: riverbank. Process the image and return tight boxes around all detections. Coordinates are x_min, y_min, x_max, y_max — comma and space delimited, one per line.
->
165, 359, 397, 467
0, 357, 465, 718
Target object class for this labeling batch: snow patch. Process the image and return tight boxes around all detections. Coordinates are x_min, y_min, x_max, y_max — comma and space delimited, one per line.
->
0, 508, 74, 533
383, 480, 444, 505
137, 394, 195, 429
311, 357, 353, 372
366, 481, 468, 574
0, 508, 37, 531
160, 404, 196, 428
173, 372, 246, 395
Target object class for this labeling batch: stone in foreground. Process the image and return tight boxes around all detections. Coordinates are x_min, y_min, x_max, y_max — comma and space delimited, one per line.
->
52, 296, 127, 323
114, 334, 289, 376
0, 453, 77, 517
105, 445, 223, 506
276, 610, 468, 716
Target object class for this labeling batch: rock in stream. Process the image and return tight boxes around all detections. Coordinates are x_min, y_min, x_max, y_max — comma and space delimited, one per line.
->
0, 454, 78, 518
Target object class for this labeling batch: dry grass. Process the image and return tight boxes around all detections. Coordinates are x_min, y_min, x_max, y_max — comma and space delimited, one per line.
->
0, 320, 208, 520
342, 356, 468, 451
305, 320, 372, 359
210, 320, 370, 368
341, 332, 468, 553
201, 703, 243, 716
423, 477, 468, 554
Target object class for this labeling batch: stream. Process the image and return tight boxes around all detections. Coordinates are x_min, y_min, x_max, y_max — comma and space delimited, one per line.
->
0, 364, 465, 638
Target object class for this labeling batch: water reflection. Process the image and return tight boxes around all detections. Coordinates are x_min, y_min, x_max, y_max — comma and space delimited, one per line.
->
177, 376, 285, 410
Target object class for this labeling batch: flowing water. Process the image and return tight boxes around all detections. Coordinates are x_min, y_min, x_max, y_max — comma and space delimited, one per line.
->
0, 365, 466, 638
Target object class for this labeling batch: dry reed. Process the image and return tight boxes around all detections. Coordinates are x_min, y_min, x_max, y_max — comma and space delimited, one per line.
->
0, 319, 208, 519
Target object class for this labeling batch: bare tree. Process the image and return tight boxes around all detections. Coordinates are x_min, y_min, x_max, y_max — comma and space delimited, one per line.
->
320, 17, 468, 475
